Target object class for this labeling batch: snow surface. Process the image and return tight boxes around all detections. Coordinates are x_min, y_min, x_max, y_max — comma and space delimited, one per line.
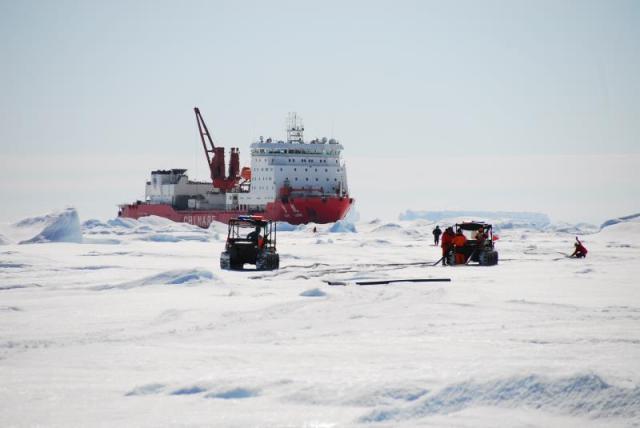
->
1, 212, 639, 427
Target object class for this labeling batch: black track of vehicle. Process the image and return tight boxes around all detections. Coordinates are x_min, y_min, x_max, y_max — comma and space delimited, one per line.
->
220, 252, 231, 270
479, 250, 499, 266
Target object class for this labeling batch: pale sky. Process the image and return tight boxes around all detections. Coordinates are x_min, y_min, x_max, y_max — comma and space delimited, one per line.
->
1, 0, 638, 224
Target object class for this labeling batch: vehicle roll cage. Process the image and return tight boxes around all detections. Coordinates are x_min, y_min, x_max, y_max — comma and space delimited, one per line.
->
455, 222, 494, 242
226, 218, 277, 249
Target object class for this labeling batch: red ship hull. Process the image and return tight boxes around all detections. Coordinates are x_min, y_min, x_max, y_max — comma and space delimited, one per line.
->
119, 196, 354, 228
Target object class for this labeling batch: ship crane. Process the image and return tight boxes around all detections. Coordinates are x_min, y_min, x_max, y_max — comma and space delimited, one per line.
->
194, 107, 241, 191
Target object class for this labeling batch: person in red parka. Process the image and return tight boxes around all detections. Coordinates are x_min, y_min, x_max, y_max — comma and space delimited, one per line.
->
452, 229, 468, 265
440, 227, 455, 265
570, 237, 588, 258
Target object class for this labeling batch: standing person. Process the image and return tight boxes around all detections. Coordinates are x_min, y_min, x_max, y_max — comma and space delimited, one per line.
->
440, 227, 455, 265
247, 226, 262, 245
452, 229, 468, 265
432, 225, 442, 246
570, 237, 588, 258
475, 227, 487, 246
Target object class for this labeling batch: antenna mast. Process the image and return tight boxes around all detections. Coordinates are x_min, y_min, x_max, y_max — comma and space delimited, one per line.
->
286, 112, 304, 143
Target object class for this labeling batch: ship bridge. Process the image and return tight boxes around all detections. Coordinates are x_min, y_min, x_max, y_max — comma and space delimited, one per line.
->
250, 139, 343, 156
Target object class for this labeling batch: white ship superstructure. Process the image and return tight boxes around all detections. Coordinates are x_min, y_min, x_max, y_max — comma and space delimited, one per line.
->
237, 113, 349, 211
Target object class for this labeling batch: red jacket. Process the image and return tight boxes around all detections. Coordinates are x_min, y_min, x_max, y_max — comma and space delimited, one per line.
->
441, 231, 454, 248
452, 234, 467, 248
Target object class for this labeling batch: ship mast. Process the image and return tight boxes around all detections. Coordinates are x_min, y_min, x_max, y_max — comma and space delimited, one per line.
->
286, 112, 304, 143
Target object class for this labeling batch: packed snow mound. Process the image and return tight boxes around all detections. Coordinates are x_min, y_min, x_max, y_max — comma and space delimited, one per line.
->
139, 234, 209, 243
136, 215, 178, 228
107, 217, 139, 229
299, 288, 327, 297
15, 208, 83, 244
361, 373, 640, 422
276, 222, 312, 232
82, 215, 214, 242
328, 220, 357, 233
372, 222, 403, 232
593, 220, 640, 246
601, 212, 640, 229
94, 269, 217, 290
546, 222, 599, 234
400, 210, 551, 228
370, 223, 413, 235
275, 222, 298, 232
207, 221, 227, 240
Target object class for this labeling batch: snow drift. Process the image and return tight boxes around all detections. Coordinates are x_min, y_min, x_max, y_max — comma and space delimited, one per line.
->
399, 210, 551, 229
93, 269, 217, 290
601, 212, 640, 229
275, 222, 299, 232
329, 220, 357, 233
11, 208, 83, 244
360, 373, 640, 423
82, 215, 214, 243
593, 219, 640, 246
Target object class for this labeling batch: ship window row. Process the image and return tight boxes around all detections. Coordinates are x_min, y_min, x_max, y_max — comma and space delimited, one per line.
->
285, 158, 338, 164
278, 167, 337, 173
255, 149, 340, 156
255, 158, 275, 165
288, 177, 338, 182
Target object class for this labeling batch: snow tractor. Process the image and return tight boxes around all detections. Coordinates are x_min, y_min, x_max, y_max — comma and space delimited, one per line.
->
220, 216, 279, 270
448, 222, 499, 266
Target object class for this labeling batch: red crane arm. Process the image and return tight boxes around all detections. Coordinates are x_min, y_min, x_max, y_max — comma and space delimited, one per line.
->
194, 107, 214, 166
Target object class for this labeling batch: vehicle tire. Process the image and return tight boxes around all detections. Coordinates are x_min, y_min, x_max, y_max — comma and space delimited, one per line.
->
480, 251, 498, 266
220, 252, 231, 270
256, 252, 267, 270
228, 253, 243, 270
257, 253, 279, 270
